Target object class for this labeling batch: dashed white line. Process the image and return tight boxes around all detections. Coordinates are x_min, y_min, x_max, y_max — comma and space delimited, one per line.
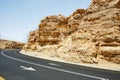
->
48, 63, 61, 66
1, 52, 109, 80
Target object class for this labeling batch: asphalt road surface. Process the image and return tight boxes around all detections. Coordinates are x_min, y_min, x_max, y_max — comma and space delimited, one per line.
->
0, 50, 120, 80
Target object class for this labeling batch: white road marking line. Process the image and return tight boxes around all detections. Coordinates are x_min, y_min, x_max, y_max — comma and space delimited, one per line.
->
1, 52, 108, 80
20, 66, 36, 71
48, 63, 61, 66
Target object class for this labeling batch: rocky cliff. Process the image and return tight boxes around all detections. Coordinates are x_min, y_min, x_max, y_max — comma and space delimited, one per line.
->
0, 39, 25, 49
22, 0, 120, 64
23, 9, 85, 50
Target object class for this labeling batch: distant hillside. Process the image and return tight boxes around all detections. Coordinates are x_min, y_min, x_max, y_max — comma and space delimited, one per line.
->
0, 39, 25, 49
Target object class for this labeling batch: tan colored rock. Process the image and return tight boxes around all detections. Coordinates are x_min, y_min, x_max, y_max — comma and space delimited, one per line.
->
23, 0, 120, 64
74, 0, 120, 63
68, 9, 85, 30
87, 0, 120, 14
0, 39, 24, 49
24, 9, 86, 50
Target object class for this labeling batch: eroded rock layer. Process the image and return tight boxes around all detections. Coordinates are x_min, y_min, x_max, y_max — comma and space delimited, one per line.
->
24, 9, 85, 50
0, 39, 25, 49
23, 0, 120, 64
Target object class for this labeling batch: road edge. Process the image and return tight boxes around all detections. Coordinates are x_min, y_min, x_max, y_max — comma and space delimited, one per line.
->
20, 51, 120, 72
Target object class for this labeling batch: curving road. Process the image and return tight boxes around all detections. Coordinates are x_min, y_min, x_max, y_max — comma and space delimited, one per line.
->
0, 50, 120, 80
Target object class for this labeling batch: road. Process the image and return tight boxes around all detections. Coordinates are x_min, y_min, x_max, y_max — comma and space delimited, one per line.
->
0, 50, 120, 80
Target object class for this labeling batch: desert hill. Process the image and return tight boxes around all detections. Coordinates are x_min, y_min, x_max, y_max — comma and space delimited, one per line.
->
22, 0, 120, 65
0, 39, 25, 49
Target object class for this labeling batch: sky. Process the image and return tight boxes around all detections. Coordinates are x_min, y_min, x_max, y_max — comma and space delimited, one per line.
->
0, 0, 92, 42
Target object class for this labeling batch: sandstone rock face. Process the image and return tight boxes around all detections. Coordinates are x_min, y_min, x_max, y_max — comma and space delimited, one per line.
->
68, 9, 86, 30
0, 39, 25, 49
24, 15, 69, 51
76, 0, 120, 63
24, 10, 85, 51
38, 15, 69, 44
23, 0, 120, 64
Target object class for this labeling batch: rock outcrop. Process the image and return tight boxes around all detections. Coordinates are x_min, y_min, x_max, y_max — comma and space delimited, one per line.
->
68, 9, 86, 30
29, 15, 69, 46
24, 9, 85, 51
0, 39, 25, 49
22, 0, 120, 64
75, 0, 120, 63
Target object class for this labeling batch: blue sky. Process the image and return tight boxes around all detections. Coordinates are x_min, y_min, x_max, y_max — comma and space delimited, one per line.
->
0, 0, 92, 42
